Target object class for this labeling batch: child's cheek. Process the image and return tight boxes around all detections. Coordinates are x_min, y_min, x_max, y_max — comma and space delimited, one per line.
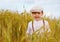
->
39, 14, 43, 17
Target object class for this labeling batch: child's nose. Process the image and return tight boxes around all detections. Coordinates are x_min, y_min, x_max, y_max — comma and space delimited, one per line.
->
36, 13, 39, 15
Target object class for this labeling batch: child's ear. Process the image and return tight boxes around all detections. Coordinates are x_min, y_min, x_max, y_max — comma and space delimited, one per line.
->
41, 11, 43, 14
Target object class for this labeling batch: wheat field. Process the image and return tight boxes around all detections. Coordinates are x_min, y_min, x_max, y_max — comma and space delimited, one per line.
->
0, 10, 60, 42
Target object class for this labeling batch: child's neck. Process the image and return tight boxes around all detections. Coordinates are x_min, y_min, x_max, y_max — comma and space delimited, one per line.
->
34, 18, 42, 21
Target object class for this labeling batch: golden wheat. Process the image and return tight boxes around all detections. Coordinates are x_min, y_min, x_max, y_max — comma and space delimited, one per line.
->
0, 10, 60, 42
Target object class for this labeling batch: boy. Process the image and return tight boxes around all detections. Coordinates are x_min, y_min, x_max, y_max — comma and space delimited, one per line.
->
26, 6, 51, 35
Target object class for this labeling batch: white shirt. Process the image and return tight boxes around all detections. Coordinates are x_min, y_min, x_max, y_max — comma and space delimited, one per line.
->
26, 19, 51, 35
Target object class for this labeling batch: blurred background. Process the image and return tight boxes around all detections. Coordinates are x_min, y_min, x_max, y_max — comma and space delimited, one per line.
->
0, 0, 60, 18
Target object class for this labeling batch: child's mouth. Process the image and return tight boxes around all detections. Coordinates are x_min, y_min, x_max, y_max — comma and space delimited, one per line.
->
35, 16, 40, 18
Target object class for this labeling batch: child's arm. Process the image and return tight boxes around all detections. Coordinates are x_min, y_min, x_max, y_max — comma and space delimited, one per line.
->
26, 22, 32, 42
45, 21, 51, 32
44, 21, 51, 37
26, 22, 32, 35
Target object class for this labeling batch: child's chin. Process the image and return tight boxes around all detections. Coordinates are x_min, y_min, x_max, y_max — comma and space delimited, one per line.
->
34, 18, 40, 20
35, 17, 40, 19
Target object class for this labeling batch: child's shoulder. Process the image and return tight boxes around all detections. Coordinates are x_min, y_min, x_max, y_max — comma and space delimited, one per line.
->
28, 21, 32, 25
44, 20, 48, 23
44, 20, 49, 25
28, 20, 49, 24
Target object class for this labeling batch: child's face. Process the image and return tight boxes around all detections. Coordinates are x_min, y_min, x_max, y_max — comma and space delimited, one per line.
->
32, 11, 43, 20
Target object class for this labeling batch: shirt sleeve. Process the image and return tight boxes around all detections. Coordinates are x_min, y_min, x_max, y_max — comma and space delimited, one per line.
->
45, 21, 51, 32
26, 22, 32, 35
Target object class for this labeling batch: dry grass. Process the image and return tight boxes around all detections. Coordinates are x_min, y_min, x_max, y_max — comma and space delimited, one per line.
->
0, 10, 60, 42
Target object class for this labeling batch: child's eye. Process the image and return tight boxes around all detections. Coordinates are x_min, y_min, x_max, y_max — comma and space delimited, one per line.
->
37, 12, 40, 14
32, 12, 36, 14
32, 12, 40, 14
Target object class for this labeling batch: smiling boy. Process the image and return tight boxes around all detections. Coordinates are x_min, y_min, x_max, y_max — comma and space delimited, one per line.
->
26, 6, 51, 35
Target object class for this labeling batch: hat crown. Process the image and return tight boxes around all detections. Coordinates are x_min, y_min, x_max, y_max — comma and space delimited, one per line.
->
30, 6, 43, 12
